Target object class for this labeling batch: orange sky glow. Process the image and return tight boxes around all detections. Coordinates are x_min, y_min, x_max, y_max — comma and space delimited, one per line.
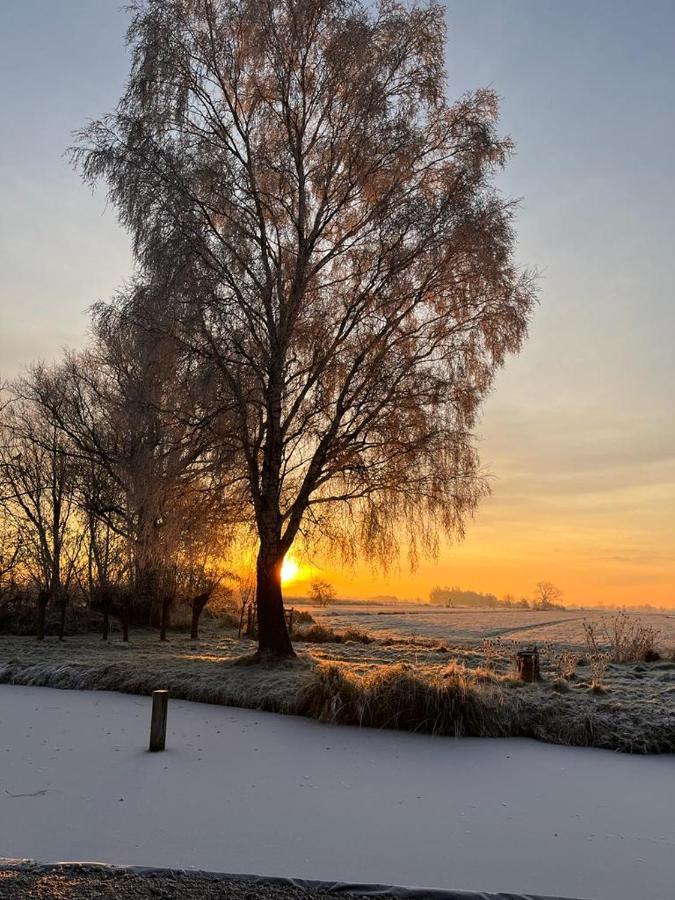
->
1, 3, 674, 611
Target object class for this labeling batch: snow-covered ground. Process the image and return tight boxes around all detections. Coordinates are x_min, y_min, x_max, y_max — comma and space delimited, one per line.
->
0, 685, 672, 900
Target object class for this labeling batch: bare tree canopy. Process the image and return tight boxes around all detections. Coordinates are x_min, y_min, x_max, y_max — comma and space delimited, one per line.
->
0, 398, 82, 640
533, 581, 564, 610
309, 578, 336, 607
74, 0, 536, 656
21, 286, 240, 641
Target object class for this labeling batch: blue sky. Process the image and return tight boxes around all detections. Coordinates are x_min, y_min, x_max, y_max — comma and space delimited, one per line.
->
1, 1, 674, 604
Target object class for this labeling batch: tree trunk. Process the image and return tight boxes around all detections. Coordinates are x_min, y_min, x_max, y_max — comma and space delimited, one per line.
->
159, 595, 172, 642
101, 588, 111, 641
190, 592, 210, 641
58, 595, 67, 641
36, 591, 49, 641
121, 597, 129, 642
256, 547, 294, 658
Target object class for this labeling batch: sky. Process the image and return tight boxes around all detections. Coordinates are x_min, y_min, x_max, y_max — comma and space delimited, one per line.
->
1, 1, 674, 607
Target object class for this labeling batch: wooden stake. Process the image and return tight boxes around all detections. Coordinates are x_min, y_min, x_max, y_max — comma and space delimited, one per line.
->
516, 648, 541, 683
149, 689, 169, 752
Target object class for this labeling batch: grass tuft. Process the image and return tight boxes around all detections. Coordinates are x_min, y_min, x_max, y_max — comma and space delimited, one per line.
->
295, 624, 373, 644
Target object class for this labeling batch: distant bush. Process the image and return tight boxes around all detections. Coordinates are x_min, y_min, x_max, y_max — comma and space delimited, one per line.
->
293, 609, 315, 626
430, 585, 534, 610
430, 585, 503, 608
308, 579, 337, 607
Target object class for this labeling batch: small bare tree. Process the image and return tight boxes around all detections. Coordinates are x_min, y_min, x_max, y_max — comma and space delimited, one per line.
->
309, 578, 336, 608
0, 510, 22, 589
0, 398, 79, 639
532, 582, 564, 610
75, 0, 536, 656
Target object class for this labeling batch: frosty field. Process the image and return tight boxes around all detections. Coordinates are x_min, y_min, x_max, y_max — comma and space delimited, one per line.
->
0, 604, 673, 754
306, 602, 675, 648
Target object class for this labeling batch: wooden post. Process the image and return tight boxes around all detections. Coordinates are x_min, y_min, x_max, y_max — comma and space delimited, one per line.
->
149, 690, 168, 752
516, 648, 541, 683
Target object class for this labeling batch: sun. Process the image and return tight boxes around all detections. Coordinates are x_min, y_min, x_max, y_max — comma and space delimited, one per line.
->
280, 555, 300, 585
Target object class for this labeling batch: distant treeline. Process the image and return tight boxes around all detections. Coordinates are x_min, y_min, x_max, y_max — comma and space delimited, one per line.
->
429, 586, 563, 610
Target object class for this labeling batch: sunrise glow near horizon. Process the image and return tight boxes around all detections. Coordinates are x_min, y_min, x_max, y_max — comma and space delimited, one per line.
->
1, 1, 674, 607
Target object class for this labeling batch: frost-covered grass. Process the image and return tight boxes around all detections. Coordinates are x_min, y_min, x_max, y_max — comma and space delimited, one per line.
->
0, 613, 673, 753
304, 602, 675, 648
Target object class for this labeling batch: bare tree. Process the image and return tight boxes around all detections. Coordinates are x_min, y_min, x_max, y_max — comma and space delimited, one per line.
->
0, 519, 22, 588
75, 0, 536, 657
0, 398, 79, 640
83, 487, 128, 641
309, 578, 336, 607
533, 581, 564, 610
27, 286, 240, 641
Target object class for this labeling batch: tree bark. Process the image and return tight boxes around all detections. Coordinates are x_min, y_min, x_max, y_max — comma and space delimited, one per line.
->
36, 591, 48, 641
256, 546, 294, 658
121, 597, 129, 642
101, 588, 111, 641
159, 595, 172, 642
58, 595, 67, 641
190, 592, 210, 641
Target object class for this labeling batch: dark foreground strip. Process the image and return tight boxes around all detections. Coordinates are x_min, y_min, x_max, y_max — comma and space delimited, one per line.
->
0, 861, 590, 900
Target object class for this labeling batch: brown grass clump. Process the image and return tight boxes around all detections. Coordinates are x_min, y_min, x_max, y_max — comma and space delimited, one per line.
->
295, 625, 373, 645
341, 627, 373, 644
297, 662, 510, 737
296, 661, 675, 753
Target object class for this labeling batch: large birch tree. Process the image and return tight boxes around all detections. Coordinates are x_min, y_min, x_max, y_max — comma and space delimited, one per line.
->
75, 0, 536, 657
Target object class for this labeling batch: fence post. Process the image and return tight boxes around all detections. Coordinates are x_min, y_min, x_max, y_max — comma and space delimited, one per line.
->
516, 648, 541, 683
149, 690, 169, 752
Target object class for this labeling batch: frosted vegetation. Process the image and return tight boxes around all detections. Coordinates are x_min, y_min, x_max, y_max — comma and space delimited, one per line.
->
0, 605, 672, 754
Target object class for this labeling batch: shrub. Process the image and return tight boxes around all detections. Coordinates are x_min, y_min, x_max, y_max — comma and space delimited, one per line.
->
540, 643, 579, 680
480, 636, 503, 669
293, 609, 315, 626
554, 650, 579, 680
584, 611, 660, 664
588, 653, 609, 691
0, 590, 101, 636
0, 590, 37, 635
